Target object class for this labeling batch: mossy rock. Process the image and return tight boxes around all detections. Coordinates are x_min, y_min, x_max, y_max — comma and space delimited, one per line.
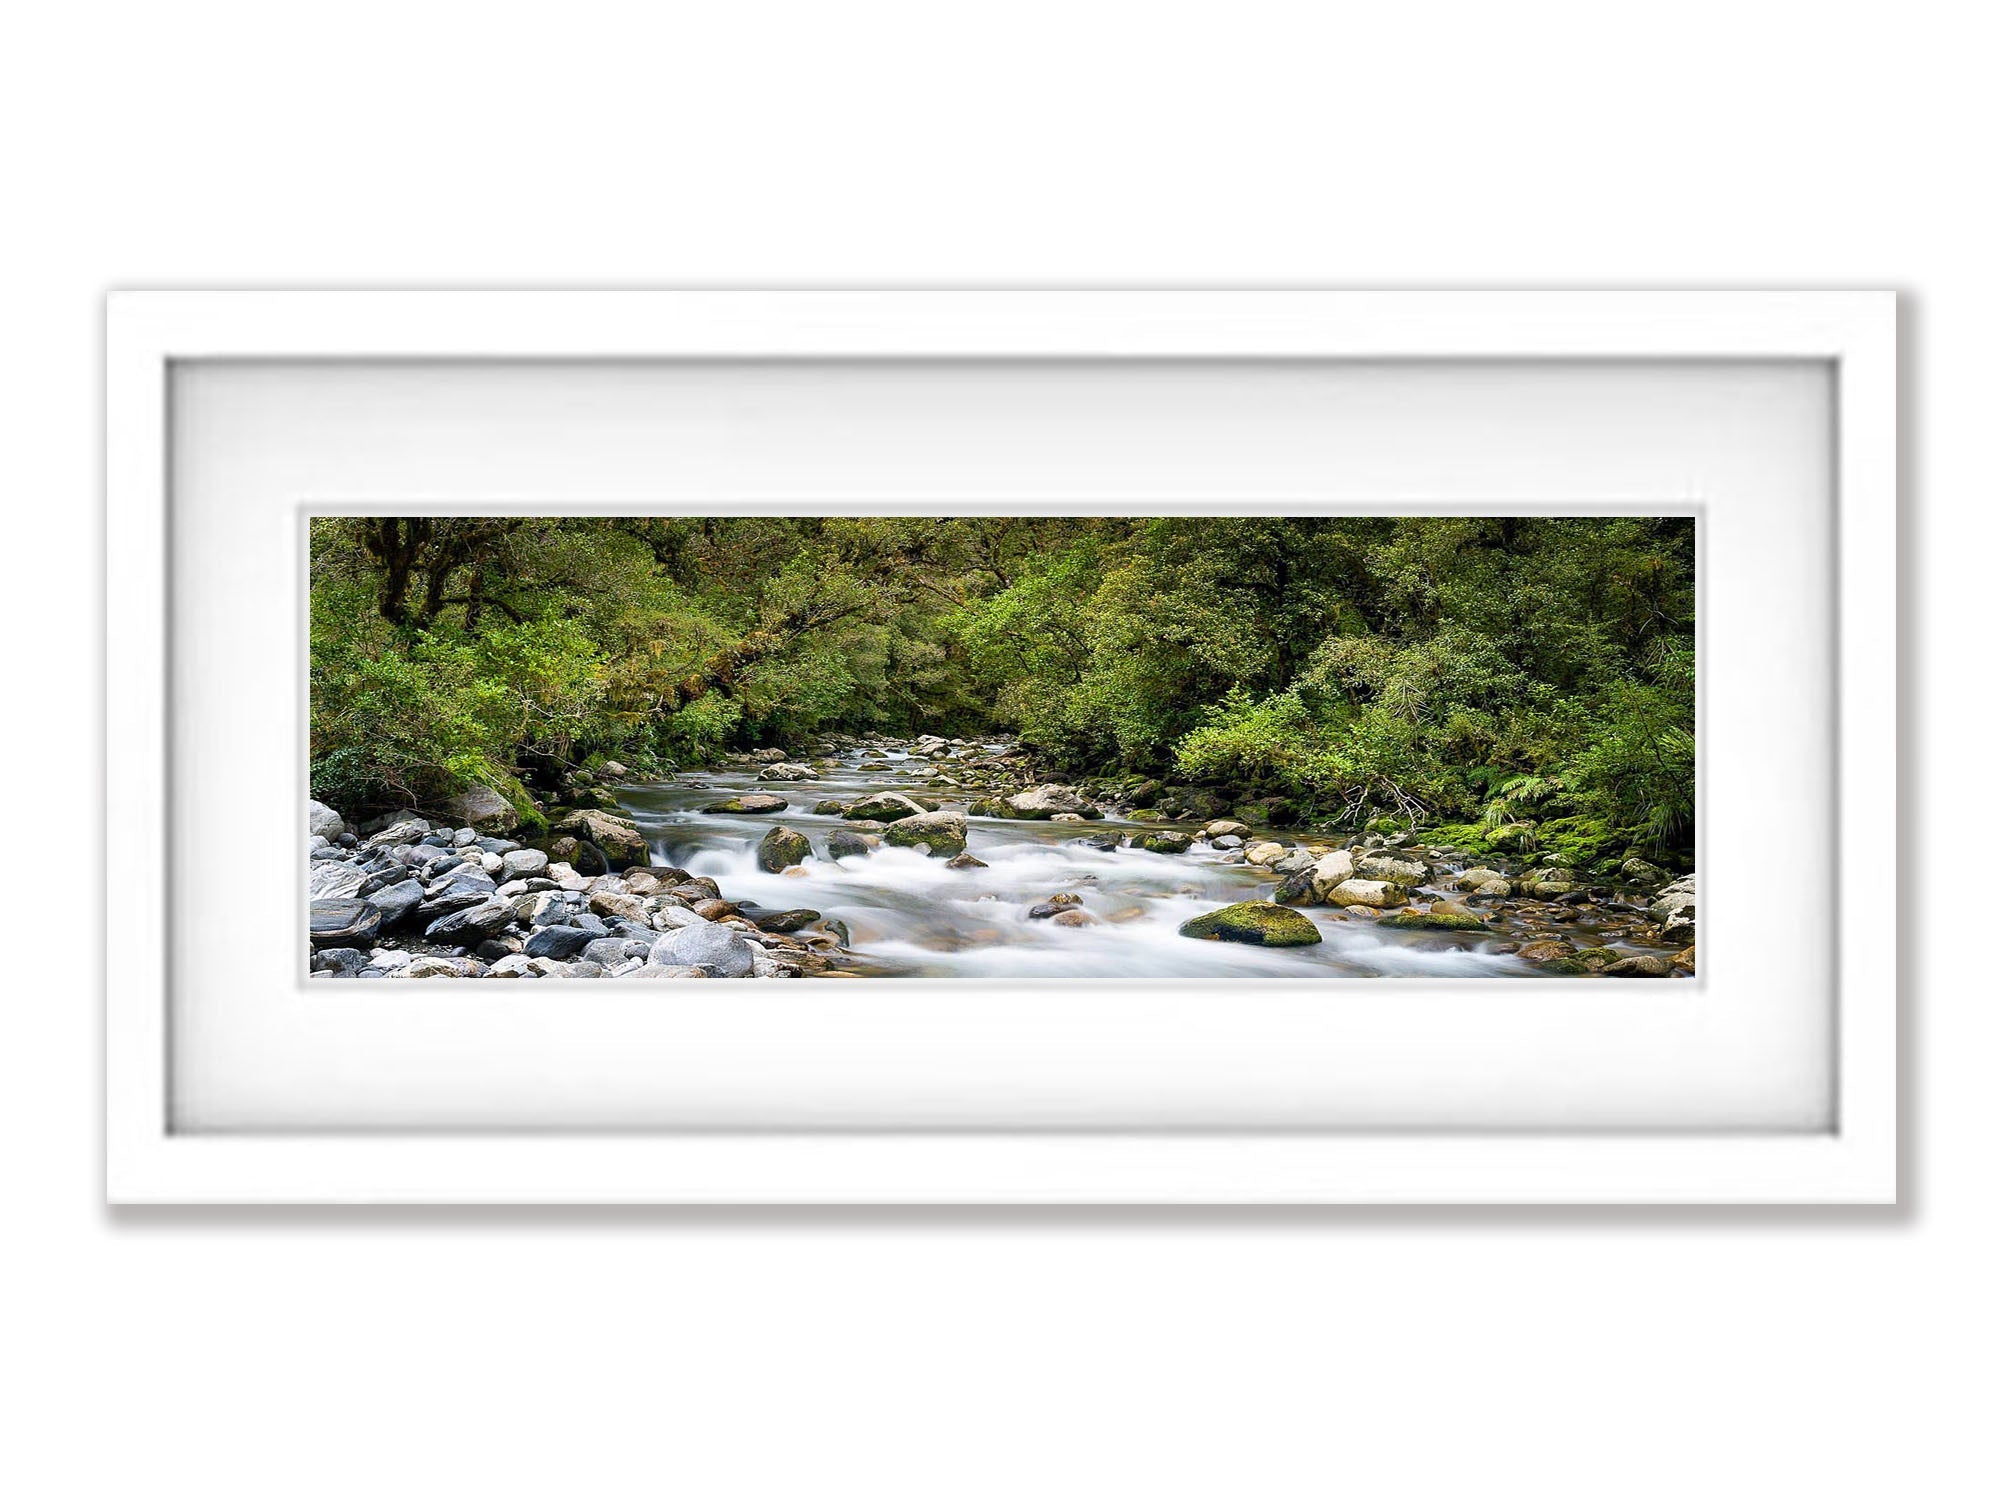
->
1136, 831, 1194, 854
757, 826, 813, 872
1178, 900, 1322, 947
1378, 903, 1488, 932
1535, 957, 1591, 976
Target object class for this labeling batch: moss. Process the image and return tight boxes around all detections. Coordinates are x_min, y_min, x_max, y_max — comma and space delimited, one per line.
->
1178, 900, 1323, 947
1378, 904, 1489, 932
1573, 946, 1620, 968
1418, 822, 1493, 856
1535, 957, 1591, 975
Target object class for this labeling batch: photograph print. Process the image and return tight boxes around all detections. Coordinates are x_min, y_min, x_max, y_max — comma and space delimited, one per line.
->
306, 515, 1697, 980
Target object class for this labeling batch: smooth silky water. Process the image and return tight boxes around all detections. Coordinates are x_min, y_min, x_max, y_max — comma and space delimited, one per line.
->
613, 748, 1542, 979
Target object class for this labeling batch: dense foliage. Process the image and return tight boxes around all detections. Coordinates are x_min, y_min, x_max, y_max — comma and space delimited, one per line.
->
310, 515, 1695, 857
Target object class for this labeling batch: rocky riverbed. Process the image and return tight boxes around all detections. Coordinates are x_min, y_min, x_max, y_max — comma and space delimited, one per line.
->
309, 733, 1695, 979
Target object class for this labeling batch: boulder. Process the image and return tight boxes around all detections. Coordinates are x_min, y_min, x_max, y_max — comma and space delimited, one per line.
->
588, 889, 650, 925
1306, 849, 1355, 897
648, 922, 756, 978
447, 783, 520, 834
1619, 857, 1668, 888
1201, 819, 1250, 842
750, 908, 820, 934
845, 791, 929, 822
368, 878, 426, 930
1378, 902, 1488, 932
1273, 869, 1318, 906
400, 955, 486, 978
424, 899, 517, 942
1004, 784, 1099, 819
702, 793, 790, 815
552, 809, 650, 868
812, 799, 851, 816
1135, 831, 1194, 855
944, 850, 988, 870
757, 762, 817, 781
523, 925, 595, 960
1604, 954, 1676, 978
307, 860, 369, 901
1326, 878, 1408, 910
598, 761, 629, 780
307, 800, 347, 839
310, 898, 382, 948
1051, 909, 1094, 927
1243, 841, 1287, 867
499, 848, 550, 882
826, 828, 879, 859
1355, 851, 1431, 888
310, 946, 369, 976
881, 810, 969, 858
1178, 900, 1322, 947
758, 826, 814, 872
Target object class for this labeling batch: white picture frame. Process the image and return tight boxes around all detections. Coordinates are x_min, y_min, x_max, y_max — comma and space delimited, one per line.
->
106, 290, 1897, 1204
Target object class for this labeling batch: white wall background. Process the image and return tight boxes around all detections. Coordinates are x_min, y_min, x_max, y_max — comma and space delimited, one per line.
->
1, 4, 1984, 1496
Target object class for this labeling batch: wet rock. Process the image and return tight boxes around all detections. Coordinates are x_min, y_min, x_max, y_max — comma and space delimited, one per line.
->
648, 922, 756, 977
1243, 841, 1287, 867
826, 828, 879, 859
701, 793, 789, 815
758, 826, 814, 872
552, 808, 650, 868
1201, 819, 1250, 842
812, 799, 851, 816
1273, 869, 1318, 905
752, 908, 820, 934
1674, 945, 1696, 971
1179, 900, 1322, 947
1326, 878, 1408, 910
1211, 835, 1244, 851
1135, 831, 1194, 854
881, 810, 968, 857
1378, 902, 1488, 932
310, 898, 382, 948
1004, 784, 1099, 819
845, 791, 929, 822
1027, 903, 1066, 919
1051, 908, 1094, 927
944, 850, 988, 870
758, 762, 818, 781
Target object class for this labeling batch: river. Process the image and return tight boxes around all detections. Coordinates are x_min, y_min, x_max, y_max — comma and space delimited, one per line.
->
608, 745, 1643, 979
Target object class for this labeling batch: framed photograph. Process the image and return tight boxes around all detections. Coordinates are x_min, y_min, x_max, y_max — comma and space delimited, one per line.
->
106, 290, 1896, 1203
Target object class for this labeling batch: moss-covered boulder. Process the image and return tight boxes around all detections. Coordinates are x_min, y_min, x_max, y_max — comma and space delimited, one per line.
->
1136, 831, 1194, 854
880, 810, 968, 857
701, 793, 788, 815
845, 791, 928, 822
1378, 902, 1488, 932
1178, 900, 1323, 947
757, 826, 813, 872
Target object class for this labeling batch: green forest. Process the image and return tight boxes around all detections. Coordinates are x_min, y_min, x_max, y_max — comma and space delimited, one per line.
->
309, 515, 1696, 865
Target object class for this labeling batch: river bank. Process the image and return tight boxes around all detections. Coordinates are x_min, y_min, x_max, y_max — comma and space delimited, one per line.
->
306, 733, 1695, 979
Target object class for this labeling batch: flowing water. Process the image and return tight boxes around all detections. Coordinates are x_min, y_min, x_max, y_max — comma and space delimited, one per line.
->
609, 746, 1597, 979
